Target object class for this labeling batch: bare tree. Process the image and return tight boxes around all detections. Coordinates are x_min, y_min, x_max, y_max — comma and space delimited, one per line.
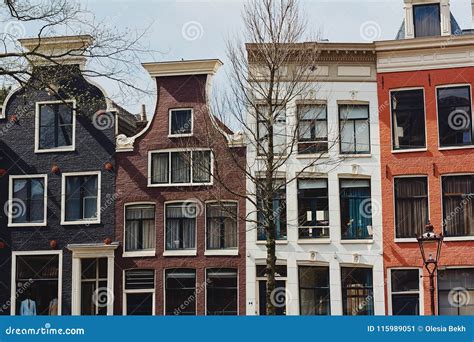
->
201, 0, 343, 315
0, 0, 156, 105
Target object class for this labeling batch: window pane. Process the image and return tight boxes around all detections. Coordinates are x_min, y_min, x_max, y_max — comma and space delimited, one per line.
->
340, 179, 372, 239
125, 269, 155, 290
297, 179, 329, 239
206, 203, 238, 250
257, 105, 287, 155
442, 175, 474, 237
392, 294, 420, 315
394, 177, 428, 238
166, 204, 196, 250
127, 293, 153, 315
165, 269, 196, 315
258, 280, 286, 315
299, 266, 330, 315
12, 178, 45, 224
298, 105, 328, 154
340, 121, 355, 153
340, 105, 369, 120
125, 205, 156, 252
65, 175, 98, 222
192, 151, 211, 183
38, 103, 73, 150
390, 269, 420, 315
257, 182, 287, 241
206, 269, 238, 315
438, 269, 474, 316
170, 109, 192, 135
414, 4, 441, 38
437, 86, 473, 147
391, 90, 426, 150
171, 152, 191, 184
391, 270, 419, 292
341, 267, 374, 316
151, 153, 168, 184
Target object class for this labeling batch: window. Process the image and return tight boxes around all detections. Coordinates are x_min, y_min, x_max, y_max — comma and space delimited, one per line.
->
339, 105, 370, 154
80, 258, 108, 315
297, 179, 329, 239
297, 104, 328, 154
165, 269, 196, 315
391, 89, 426, 150
390, 269, 420, 315
9, 175, 47, 226
36, 101, 74, 151
14, 253, 60, 315
124, 269, 155, 315
150, 150, 212, 186
394, 177, 428, 239
298, 266, 330, 315
206, 202, 237, 250
413, 4, 441, 38
169, 109, 192, 135
257, 181, 287, 241
257, 105, 287, 155
437, 86, 473, 147
206, 269, 238, 315
165, 203, 196, 251
341, 267, 374, 316
62, 173, 100, 224
438, 268, 474, 315
125, 204, 156, 253
340, 179, 373, 240
442, 175, 474, 237
256, 265, 287, 315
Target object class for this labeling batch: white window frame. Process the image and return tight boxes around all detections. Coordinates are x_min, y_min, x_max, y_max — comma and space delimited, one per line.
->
148, 148, 214, 187
204, 200, 239, 256
389, 87, 428, 154
387, 267, 424, 316
61, 171, 101, 225
168, 108, 193, 137
123, 202, 157, 258
8, 174, 48, 227
10, 250, 63, 315
205, 268, 239, 316
35, 100, 76, 153
163, 200, 198, 256
122, 269, 156, 316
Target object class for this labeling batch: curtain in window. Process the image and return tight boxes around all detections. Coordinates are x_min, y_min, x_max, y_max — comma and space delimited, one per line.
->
65, 177, 82, 221
125, 206, 155, 251
166, 205, 196, 250
414, 4, 441, 38
152, 153, 168, 184
340, 180, 372, 239
206, 204, 237, 249
192, 151, 211, 183
170, 110, 191, 134
443, 176, 474, 237
341, 267, 374, 316
395, 178, 428, 238
171, 152, 190, 183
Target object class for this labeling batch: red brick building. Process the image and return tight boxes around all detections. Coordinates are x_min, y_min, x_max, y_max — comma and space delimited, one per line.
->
377, 0, 474, 316
114, 59, 246, 315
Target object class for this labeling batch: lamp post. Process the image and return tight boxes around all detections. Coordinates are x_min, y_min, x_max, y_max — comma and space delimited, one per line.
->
416, 221, 443, 315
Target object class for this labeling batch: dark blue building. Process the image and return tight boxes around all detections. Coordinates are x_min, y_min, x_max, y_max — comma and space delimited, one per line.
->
0, 36, 140, 316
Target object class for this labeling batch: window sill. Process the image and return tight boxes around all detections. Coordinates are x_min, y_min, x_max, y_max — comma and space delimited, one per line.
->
61, 220, 100, 226
296, 153, 329, 159
394, 238, 417, 243
163, 250, 197, 257
438, 145, 474, 151
340, 239, 374, 244
8, 222, 47, 228
391, 148, 427, 154
339, 154, 372, 158
443, 236, 474, 242
298, 238, 331, 244
122, 251, 156, 258
168, 134, 193, 138
256, 240, 288, 245
148, 182, 213, 188
204, 250, 239, 256
35, 147, 75, 154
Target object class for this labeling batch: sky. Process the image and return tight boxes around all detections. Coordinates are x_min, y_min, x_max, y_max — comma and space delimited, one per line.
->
13, 0, 474, 116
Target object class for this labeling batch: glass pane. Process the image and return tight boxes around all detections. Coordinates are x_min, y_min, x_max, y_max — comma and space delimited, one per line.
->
391, 269, 419, 292
299, 266, 330, 316
355, 121, 370, 153
392, 294, 420, 315
206, 269, 238, 315
171, 152, 191, 184
340, 179, 372, 239
151, 153, 168, 184
341, 267, 374, 316
165, 269, 196, 315
414, 4, 441, 38
127, 293, 153, 315
192, 151, 211, 183
340, 105, 368, 120
340, 121, 355, 153
170, 109, 192, 135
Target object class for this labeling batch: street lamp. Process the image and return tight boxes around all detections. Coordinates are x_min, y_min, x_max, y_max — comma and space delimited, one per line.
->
416, 221, 443, 315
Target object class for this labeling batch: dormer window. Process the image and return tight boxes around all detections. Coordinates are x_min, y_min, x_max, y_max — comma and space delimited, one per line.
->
413, 3, 441, 37
169, 109, 192, 136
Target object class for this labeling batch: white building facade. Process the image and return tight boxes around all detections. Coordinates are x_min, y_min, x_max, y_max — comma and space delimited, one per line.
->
246, 43, 385, 315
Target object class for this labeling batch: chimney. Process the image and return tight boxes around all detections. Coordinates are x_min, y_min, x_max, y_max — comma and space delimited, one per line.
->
140, 104, 147, 121
19, 35, 92, 67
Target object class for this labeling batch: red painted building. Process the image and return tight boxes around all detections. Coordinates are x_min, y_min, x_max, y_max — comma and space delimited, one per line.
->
114, 59, 246, 315
377, 0, 474, 316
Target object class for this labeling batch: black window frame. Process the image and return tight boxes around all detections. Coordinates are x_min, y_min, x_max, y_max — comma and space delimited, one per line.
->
390, 269, 420, 316
341, 267, 374, 316
338, 104, 371, 154
256, 181, 287, 241
297, 179, 329, 239
297, 103, 328, 154
165, 268, 196, 316
298, 266, 331, 315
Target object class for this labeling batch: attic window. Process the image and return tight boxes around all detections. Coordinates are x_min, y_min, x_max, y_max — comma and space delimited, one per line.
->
169, 109, 192, 136
413, 4, 441, 38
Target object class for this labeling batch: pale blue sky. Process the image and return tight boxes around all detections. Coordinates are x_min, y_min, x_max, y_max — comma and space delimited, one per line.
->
21, 0, 474, 115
